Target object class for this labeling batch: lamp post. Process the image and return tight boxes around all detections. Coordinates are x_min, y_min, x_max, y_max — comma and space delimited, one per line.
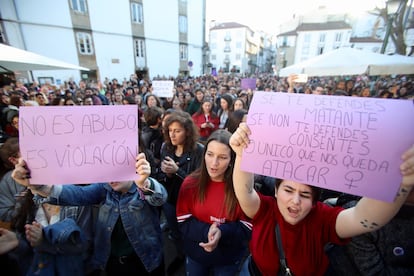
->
204, 46, 210, 75
380, 0, 402, 54
202, 44, 210, 75
224, 58, 230, 73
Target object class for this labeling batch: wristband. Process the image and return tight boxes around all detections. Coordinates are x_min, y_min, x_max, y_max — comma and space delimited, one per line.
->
142, 178, 155, 195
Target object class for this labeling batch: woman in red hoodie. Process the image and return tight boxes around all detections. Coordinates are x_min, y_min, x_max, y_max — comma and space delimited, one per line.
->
192, 97, 219, 142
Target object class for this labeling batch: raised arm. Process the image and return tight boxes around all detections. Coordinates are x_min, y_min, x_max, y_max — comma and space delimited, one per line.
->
229, 123, 261, 218
336, 144, 414, 238
12, 153, 153, 190
134, 152, 167, 206
12, 153, 167, 206
287, 74, 298, 93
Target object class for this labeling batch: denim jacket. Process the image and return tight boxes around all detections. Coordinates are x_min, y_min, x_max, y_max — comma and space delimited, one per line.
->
8, 204, 93, 276
46, 179, 167, 273
28, 218, 89, 276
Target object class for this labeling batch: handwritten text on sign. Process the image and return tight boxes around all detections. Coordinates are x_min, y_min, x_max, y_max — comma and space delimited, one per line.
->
152, 80, 174, 98
241, 92, 414, 202
19, 105, 139, 185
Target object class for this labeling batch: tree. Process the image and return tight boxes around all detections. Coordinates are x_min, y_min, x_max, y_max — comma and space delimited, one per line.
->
372, 0, 413, 55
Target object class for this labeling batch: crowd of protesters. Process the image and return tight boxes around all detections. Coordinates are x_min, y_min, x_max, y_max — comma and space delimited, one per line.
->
1, 73, 413, 140
0, 71, 413, 275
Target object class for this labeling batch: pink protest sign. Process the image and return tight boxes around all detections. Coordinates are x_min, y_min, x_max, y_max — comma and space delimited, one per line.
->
241, 92, 414, 202
241, 78, 256, 90
19, 105, 139, 185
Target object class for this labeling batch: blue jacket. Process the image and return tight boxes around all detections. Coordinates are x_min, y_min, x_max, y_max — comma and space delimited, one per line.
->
28, 218, 88, 276
47, 180, 167, 272
8, 204, 92, 276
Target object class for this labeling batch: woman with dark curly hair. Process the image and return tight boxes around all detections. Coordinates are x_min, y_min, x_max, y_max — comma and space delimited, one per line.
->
158, 110, 204, 273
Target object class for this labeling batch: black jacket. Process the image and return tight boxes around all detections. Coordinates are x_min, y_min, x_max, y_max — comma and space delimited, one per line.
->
158, 143, 204, 205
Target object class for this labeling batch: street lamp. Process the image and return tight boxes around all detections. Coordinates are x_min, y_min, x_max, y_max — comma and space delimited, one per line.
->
202, 44, 210, 74
380, 0, 401, 54
204, 46, 210, 74
223, 58, 230, 73
279, 51, 286, 69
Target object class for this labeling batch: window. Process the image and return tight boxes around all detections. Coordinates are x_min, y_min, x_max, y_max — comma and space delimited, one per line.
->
236, 41, 242, 49
131, 3, 143, 24
71, 0, 87, 13
180, 44, 188, 60
179, 16, 187, 33
134, 39, 145, 58
236, 54, 241, 60
319, 33, 326, 43
317, 46, 324, 55
38, 77, 54, 86
0, 25, 4, 44
304, 34, 311, 43
76, 32, 93, 55
335, 32, 342, 42
282, 37, 288, 47
302, 45, 309, 56
211, 54, 216, 61
224, 41, 231, 52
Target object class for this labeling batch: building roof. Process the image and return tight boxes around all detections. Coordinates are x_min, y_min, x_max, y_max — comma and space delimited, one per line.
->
277, 30, 297, 36
350, 36, 382, 43
296, 21, 352, 31
210, 22, 249, 30
277, 21, 352, 37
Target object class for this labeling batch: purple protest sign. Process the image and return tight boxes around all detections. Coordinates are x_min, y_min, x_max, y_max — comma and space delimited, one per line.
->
241, 78, 256, 90
241, 92, 414, 202
19, 105, 139, 185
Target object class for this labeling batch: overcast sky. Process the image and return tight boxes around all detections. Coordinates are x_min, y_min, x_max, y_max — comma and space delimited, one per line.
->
206, 0, 385, 34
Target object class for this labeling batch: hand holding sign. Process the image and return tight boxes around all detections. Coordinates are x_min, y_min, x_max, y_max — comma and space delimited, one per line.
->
401, 145, 414, 187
